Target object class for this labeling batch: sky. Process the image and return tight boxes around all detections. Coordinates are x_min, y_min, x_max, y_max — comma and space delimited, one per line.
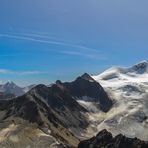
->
0, 0, 148, 86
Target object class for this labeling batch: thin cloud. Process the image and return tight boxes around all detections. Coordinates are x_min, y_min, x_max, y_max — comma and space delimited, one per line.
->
0, 33, 106, 59
0, 33, 98, 52
11, 32, 60, 41
60, 50, 107, 59
0, 53, 31, 57
0, 69, 48, 75
60, 50, 85, 56
18, 71, 48, 75
0, 69, 10, 74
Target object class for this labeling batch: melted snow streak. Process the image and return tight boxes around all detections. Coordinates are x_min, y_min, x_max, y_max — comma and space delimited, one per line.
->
89, 61, 148, 141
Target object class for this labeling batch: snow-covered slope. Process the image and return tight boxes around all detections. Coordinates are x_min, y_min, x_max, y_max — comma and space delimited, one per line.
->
89, 61, 148, 141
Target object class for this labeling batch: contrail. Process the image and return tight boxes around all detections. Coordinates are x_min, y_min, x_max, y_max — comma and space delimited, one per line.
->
10, 32, 60, 41
0, 33, 106, 59
0, 33, 100, 53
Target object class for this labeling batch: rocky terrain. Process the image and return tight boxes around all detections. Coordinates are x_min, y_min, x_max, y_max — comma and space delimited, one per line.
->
78, 129, 148, 148
0, 92, 15, 100
0, 74, 112, 147
56, 73, 112, 112
0, 84, 85, 147
0, 61, 147, 147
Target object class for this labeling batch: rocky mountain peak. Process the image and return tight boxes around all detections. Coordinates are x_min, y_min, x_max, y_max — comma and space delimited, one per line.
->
4, 81, 17, 87
0, 81, 25, 96
78, 129, 148, 148
80, 73, 93, 81
56, 80, 62, 85
62, 74, 113, 112
131, 60, 148, 74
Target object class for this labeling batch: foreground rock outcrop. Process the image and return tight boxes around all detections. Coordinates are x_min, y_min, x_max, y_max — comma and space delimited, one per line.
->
78, 129, 148, 148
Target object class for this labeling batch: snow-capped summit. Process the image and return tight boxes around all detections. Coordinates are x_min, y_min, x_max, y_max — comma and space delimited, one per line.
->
130, 60, 148, 74
0, 81, 24, 96
4, 81, 18, 88
0, 82, 36, 97
90, 61, 148, 141
93, 60, 148, 82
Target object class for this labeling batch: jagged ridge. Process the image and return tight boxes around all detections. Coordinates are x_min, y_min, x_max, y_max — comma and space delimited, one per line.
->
78, 129, 148, 148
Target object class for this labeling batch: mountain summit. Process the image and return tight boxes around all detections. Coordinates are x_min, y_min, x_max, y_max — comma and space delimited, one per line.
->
80, 73, 94, 81
59, 73, 113, 112
92, 60, 148, 141
0, 81, 24, 96
130, 60, 148, 74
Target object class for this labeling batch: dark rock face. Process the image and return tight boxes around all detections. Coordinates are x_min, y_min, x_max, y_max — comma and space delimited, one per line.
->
0, 74, 113, 136
0, 92, 15, 100
0, 92, 59, 127
130, 61, 148, 74
78, 129, 148, 148
0, 87, 80, 147
29, 84, 88, 129
62, 73, 113, 112
0, 83, 88, 129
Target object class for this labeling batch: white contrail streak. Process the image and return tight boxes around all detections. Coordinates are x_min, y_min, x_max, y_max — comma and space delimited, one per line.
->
0, 33, 100, 53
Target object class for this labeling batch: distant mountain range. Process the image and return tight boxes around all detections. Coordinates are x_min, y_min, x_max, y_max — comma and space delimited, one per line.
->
0, 60, 147, 148
0, 82, 36, 97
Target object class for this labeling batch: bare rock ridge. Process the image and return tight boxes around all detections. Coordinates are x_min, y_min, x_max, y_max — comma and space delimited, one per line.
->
78, 129, 148, 148
0, 83, 89, 147
0, 73, 113, 147
60, 73, 113, 112
0, 73, 113, 127
29, 84, 88, 129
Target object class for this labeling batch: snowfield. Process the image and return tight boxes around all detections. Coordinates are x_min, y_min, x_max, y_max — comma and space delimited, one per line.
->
85, 61, 148, 140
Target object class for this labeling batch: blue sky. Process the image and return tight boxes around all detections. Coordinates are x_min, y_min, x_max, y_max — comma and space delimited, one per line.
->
0, 0, 148, 86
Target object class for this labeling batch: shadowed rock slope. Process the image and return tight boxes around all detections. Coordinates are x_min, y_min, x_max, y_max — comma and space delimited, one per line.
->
0, 83, 89, 147
0, 92, 15, 100
0, 74, 113, 147
78, 129, 148, 148
57, 73, 113, 112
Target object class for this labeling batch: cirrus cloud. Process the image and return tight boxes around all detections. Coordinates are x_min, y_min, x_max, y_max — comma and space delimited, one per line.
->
0, 69, 48, 75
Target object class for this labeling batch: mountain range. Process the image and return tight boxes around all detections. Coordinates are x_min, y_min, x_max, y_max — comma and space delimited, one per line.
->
78, 129, 148, 148
92, 60, 148, 140
0, 60, 147, 148
0, 73, 112, 147
0, 82, 35, 97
